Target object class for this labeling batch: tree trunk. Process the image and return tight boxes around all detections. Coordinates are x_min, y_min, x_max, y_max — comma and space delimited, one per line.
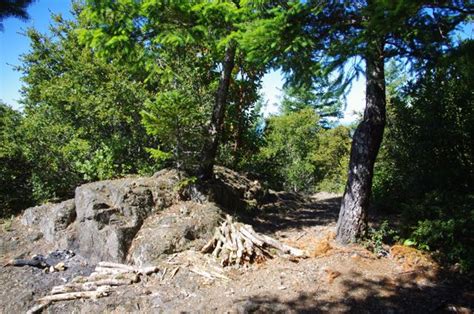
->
198, 42, 236, 180
336, 43, 386, 244
233, 81, 244, 167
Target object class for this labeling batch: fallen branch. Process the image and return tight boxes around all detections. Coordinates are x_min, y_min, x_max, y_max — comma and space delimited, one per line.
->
37, 289, 110, 303
28, 261, 158, 313
97, 261, 136, 271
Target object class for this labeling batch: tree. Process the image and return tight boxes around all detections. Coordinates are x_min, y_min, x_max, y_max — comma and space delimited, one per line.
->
0, 102, 33, 215
18, 9, 155, 201
281, 84, 343, 128
78, 1, 261, 180
312, 126, 351, 193
373, 41, 474, 270
0, 0, 35, 31
259, 108, 320, 192
241, 0, 471, 243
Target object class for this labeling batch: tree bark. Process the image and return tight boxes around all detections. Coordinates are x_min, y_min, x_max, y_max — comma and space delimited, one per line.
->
336, 42, 386, 244
198, 42, 236, 180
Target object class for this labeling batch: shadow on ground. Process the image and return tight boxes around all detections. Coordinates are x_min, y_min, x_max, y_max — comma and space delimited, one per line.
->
237, 269, 473, 313
251, 195, 342, 234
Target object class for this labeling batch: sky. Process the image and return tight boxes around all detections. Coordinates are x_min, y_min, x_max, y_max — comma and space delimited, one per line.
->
0, 1, 471, 124
0, 1, 73, 109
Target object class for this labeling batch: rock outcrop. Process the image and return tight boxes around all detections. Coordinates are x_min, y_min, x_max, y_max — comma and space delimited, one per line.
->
21, 199, 76, 243
74, 171, 179, 263
20, 167, 265, 265
127, 201, 222, 266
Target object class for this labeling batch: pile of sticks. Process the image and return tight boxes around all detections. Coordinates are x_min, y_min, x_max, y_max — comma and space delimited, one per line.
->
201, 215, 306, 266
28, 262, 158, 314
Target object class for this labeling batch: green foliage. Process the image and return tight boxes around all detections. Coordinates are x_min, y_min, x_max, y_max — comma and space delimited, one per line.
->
16, 9, 157, 202
174, 176, 198, 193
1, 215, 15, 232
360, 221, 399, 256
20, 105, 88, 201
79, 1, 266, 177
312, 126, 351, 193
142, 87, 211, 173
258, 108, 320, 192
0, 0, 35, 31
373, 41, 474, 270
250, 106, 350, 194
0, 103, 33, 216
281, 84, 343, 127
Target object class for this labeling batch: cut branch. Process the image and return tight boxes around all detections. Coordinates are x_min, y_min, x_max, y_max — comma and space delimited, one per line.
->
201, 215, 307, 266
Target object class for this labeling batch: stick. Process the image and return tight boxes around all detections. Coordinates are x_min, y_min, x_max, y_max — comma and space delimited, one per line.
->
190, 267, 230, 281
169, 266, 180, 280
27, 302, 50, 314
258, 234, 307, 257
138, 266, 159, 275
161, 267, 167, 281
239, 226, 264, 246
97, 262, 136, 271
95, 266, 131, 275
201, 236, 217, 253
212, 239, 223, 257
37, 290, 109, 302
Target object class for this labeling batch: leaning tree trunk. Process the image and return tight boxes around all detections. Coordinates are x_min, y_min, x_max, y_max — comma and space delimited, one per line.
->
336, 43, 386, 244
198, 42, 237, 180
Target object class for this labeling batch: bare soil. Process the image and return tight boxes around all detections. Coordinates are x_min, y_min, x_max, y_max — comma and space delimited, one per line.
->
1, 193, 472, 313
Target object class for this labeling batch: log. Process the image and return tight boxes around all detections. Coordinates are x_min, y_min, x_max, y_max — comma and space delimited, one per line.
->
91, 277, 137, 286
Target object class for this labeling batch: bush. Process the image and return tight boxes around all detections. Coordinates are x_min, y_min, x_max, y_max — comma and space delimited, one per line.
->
0, 103, 33, 216
373, 41, 474, 270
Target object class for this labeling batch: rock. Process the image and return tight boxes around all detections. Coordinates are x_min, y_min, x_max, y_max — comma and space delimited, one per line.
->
21, 203, 52, 226
21, 199, 76, 243
127, 202, 222, 266
43, 199, 76, 243
74, 170, 179, 263
26, 232, 43, 242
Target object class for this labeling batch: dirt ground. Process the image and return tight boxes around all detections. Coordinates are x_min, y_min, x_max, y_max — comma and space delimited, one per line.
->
1, 192, 473, 313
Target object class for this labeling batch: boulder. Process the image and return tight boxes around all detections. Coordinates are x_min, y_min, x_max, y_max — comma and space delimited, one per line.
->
74, 170, 179, 263
127, 201, 222, 266
21, 199, 76, 243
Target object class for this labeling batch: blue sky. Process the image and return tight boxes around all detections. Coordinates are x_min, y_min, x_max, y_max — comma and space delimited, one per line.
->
0, 1, 472, 124
0, 1, 73, 109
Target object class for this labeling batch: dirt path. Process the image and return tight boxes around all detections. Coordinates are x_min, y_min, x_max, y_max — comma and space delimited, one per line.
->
1, 193, 472, 313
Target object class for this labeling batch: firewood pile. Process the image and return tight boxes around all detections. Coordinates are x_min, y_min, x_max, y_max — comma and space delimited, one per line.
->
201, 215, 307, 266
27, 262, 158, 314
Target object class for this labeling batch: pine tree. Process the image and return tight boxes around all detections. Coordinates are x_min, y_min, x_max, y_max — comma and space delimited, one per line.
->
0, 0, 35, 31
241, 0, 472, 243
